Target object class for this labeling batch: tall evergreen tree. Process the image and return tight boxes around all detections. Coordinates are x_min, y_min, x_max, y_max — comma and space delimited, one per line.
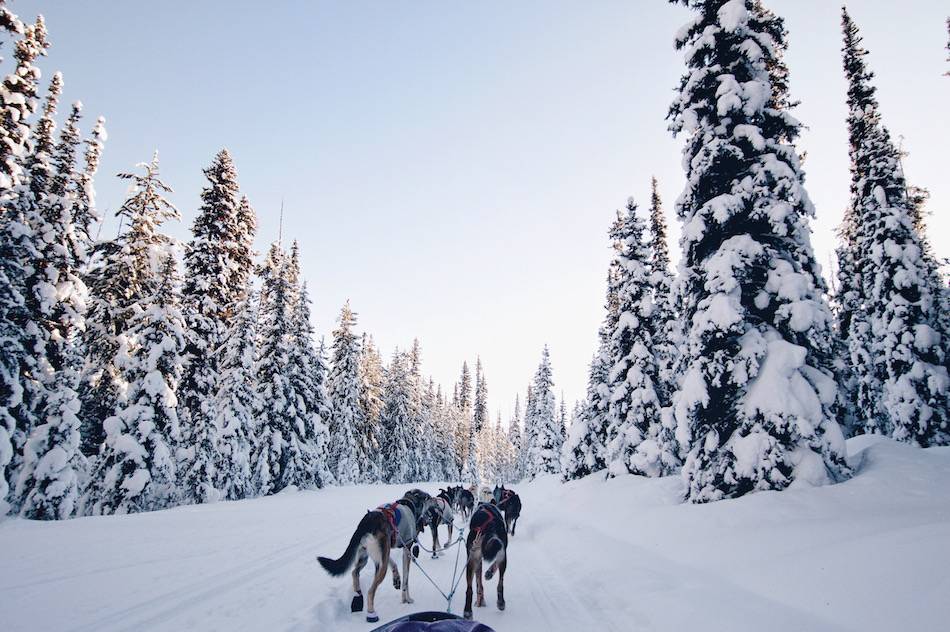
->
358, 333, 384, 482
14, 92, 90, 519
602, 199, 676, 478
179, 149, 243, 503
253, 244, 314, 493
80, 155, 180, 514
380, 350, 415, 483
473, 357, 488, 434
454, 361, 473, 473
525, 346, 559, 477
668, 0, 848, 502
328, 301, 363, 485
648, 177, 678, 408
213, 284, 259, 500
506, 395, 523, 481
84, 253, 185, 515
2, 70, 60, 504
0, 15, 46, 190
837, 8, 949, 446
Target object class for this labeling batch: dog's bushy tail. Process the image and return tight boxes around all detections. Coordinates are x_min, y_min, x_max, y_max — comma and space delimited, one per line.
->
483, 535, 505, 565
317, 511, 379, 576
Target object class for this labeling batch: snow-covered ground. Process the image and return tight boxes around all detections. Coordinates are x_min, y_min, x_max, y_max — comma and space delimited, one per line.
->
2, 436, 948, 632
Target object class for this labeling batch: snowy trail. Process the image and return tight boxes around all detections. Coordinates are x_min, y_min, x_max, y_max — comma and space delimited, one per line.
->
1, 437, 949, 631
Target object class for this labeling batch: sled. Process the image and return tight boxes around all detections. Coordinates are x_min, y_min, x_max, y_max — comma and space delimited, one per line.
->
369, 610, 495, 631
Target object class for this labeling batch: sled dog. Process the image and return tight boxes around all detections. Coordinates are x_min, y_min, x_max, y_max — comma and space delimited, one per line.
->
463, 502, 508, 620
492, 484, 522, 536
316, 492, 432, 623
425, 489, 457, 557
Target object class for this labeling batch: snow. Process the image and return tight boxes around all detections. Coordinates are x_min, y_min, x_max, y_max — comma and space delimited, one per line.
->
2, 437, 945, 631
717, 0, 748, 32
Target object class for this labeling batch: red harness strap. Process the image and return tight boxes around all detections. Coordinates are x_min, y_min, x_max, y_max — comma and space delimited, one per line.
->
471, 506, 496, 537
377, 502, 400, 547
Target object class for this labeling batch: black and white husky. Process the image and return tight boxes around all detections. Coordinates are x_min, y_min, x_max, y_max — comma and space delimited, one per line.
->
316, 491, 432, 623
463, 502, 508, 620
492, 484, 522, 536
425, 489, 457, 558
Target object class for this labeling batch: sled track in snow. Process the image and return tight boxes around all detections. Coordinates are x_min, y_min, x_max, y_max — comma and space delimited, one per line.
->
70, 529, 347, 632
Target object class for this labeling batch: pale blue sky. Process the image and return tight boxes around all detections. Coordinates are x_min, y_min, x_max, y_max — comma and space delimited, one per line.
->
30, 0, 949, 421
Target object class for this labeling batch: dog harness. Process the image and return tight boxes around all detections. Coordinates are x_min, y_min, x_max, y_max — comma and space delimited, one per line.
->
471, 504, 502, 537
497, 489, 515, 509
377, 502, 402, 546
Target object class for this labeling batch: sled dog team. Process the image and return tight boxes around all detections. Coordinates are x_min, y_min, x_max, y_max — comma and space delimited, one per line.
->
317, 484, 523, 622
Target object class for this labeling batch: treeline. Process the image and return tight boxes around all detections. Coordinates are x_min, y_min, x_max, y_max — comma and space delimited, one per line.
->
0, 4, 530, 520
562, 2, 949, 503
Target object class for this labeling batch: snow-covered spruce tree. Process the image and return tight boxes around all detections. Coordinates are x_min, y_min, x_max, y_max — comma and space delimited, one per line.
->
251, 244, 287, 494
0, 1, 22, 52
178, 149, 243, 504
213, 284, 259, 500
837, 8, 949, 446
380, 350, 416, 483
602, 199, 677, 478
453, 361, 473, 475
285, 280, 333, 489
525, 347, 560, 478
328, 301, 363, 485
80, 154, 180, 513
71, 115, 105, 251
557, 393, 567, 455
1, 69, 58, 509
14, 93, 92, 520
473, 357, 488, 434
80, 156, 178, 461
505, 395, 523, 481
648, 177, 678, 408
461, 421, 479, 484
358, 333, 384, 482
518, 384, 534, 480
668, 0, 848, 502
0, 15, 45, 191
85, 253, 185, 515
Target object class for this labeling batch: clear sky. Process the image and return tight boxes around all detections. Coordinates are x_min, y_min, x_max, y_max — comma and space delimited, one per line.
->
28, 0, 950, 423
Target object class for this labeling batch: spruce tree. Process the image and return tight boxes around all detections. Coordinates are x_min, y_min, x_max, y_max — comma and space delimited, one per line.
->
602, 199, 676, 478
473, 357, 488, 433
668, 0, 848, 502
80, 154, 180, 513
179, 149, 243, 503
214, 284, 259, 500
358, 333, 384, 482
84, 253, 185, 515
526, 346, 559, 477
506, 395, 523, 481
648, 177, 678, 408
380, 350, 415, 483
454, 361, 473, 473
838, 8, 949, 445
328, 301, 363, 485
286, 281, 333, 488
1, 70, 59, 508
15, 92, 91, 519
0, 15, 46, 190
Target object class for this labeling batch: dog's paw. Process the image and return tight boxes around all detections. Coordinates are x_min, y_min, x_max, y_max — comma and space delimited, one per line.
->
366, 611, 379, 623
463, 610, 473, 620
402, 595, 414, 604
350, 593, 364, 613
